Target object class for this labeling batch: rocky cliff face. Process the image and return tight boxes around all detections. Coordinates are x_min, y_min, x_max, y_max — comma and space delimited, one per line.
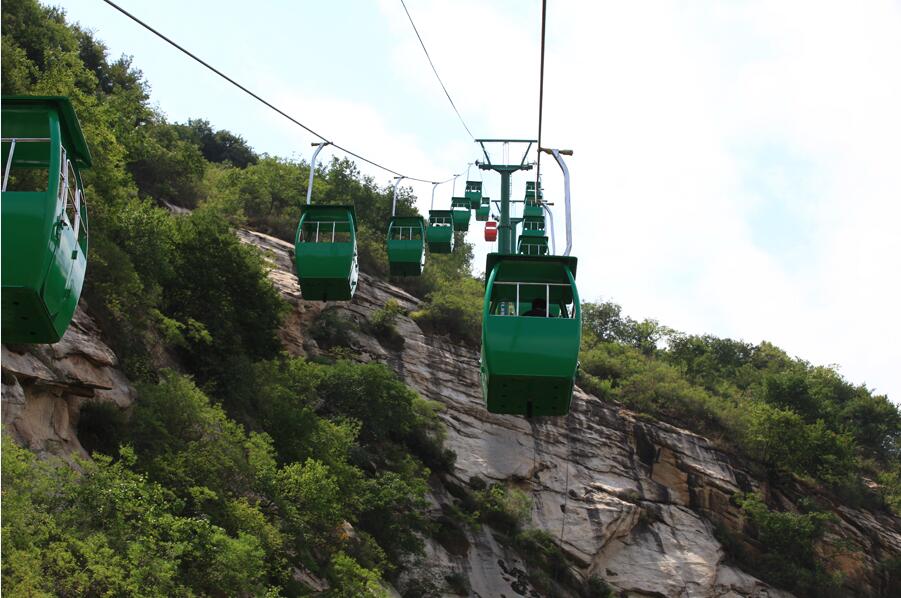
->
4, 229, 900, 597
2, 306, 135, 463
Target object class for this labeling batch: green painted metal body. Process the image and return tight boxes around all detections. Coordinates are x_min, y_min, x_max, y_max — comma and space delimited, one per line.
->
387, 216, 425, 276
450, 196, 471, 231
521, 215, 546, 236
523, 200, 543, 219
464, 180, 483, 210
517, 235, 549, 256
523, 181, 544, 218
294, 205, 358, 301
481, 254, 581, 416
523, 204, 543, 219
426, 210, 454, 254
475, 196, 491, 221
2, 96, 92, 344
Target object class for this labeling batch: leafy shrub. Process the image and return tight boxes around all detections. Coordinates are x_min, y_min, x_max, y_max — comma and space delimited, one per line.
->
404, 396, 455, 472
739, 402, 857, 484
515, 528, 569, 588
585, 575, 614, 597
357, 467, 430, 562
76, 400, 127, 457
615, 359, 725, 431
733, 493, 841, 596
130, 372, 271, 518
445, 571, 470, 595
173, 118, 258, 168
327, 552, 388, 598
276, 458, 348, 551
128, 119, 207, 208
368, 299, 406, 350
580, 342, 646, 384
165, 209, 286, 378
247, 356, 328, 464
401, 577, 441, 598
582, 300, 672, 355
410, 276, 483, 346
310, 308, 358, 350
476, 484, 532, 536
468, 475, 487, 491
432, 515, 470, 556
877, 465, 901, 513
318, 361, 419, 445
357, 224, 390, 277
1, 436, 270, 596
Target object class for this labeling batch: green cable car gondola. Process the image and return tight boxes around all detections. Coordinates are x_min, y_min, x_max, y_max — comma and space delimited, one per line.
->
523, 199, 543, 219
387, 216, 425, 276
294, 205, 358, 301
465, 180, 483, 210
475, 196, 491, 222
2, 96, 92, 344
517, 235, 549, 256
521, 214, 545, 236
523, 181, 544, 219
426, 210, 454, 253
480, 253, 581, 417
451, 196, 471, 231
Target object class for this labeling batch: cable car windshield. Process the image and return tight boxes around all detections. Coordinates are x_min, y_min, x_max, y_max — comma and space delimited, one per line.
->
299, 219, 353, 243
488, 281, 575, 319
2, 137, 52, 192
389, 224, 423, 240
518, 241, 549, 256
429, 215, 452, 227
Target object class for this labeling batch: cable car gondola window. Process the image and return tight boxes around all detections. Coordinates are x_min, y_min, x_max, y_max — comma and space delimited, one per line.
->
488, 281, 575, 318
1, 137, 52, 192
299, 220, 353, 243
389, 224, 423, 240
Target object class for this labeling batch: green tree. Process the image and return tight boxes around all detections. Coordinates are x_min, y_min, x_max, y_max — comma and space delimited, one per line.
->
174, 118, 258, 168
328, 552, 388, 598
734, 493, 840, 596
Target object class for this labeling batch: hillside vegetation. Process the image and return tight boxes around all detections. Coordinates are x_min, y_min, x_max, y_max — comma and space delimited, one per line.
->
2, 1, 899, 596
2, 1, 456, 594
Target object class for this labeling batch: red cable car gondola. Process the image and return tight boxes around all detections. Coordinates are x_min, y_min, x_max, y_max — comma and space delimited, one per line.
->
484, 221, 497, 242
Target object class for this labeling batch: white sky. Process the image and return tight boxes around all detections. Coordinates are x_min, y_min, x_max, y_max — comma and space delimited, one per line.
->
57, 0, 901, 402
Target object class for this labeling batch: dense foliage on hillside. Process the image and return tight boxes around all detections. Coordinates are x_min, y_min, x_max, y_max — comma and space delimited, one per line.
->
578, 301, 901, 594
2, 1, 899, 597
578, 302, 900, 498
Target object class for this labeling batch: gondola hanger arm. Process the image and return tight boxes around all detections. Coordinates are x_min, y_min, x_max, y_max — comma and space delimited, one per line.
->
306, 141, 331, 206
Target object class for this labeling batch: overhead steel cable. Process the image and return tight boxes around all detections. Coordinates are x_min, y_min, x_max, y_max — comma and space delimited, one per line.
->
399, 0, 475, 141
100, 0, 453, 184
535, 0, 548, 189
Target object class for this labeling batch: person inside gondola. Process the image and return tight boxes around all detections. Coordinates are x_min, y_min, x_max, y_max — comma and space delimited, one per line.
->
522, 297, 549, 317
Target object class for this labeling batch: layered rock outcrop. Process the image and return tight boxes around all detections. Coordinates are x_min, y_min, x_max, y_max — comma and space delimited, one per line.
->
2, 306, 135, 462
3, 228, 899, 597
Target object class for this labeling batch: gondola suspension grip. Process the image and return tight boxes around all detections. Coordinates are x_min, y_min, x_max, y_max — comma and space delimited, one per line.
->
306, 141, 330, 206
